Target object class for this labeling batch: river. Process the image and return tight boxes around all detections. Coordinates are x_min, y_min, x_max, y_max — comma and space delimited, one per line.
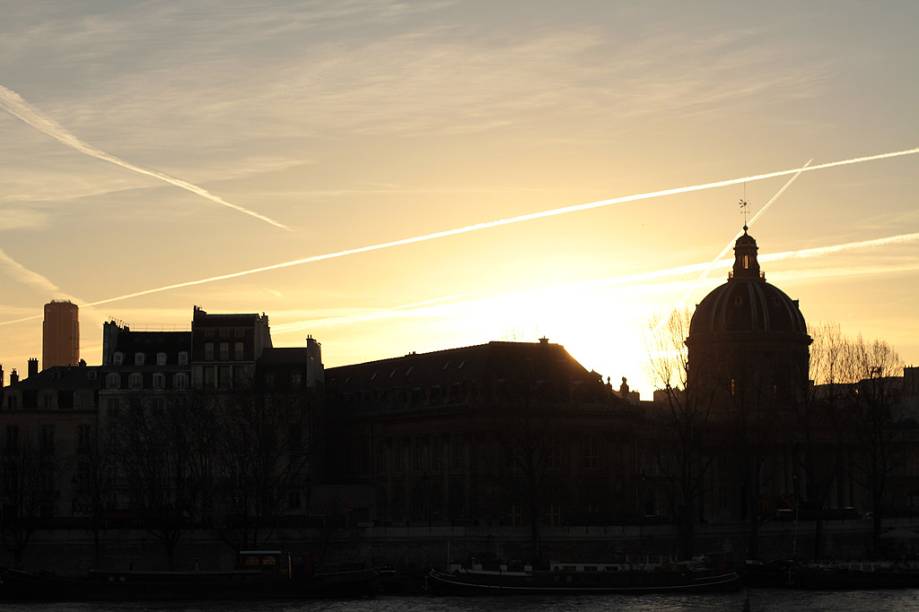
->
0, 592, 917, 612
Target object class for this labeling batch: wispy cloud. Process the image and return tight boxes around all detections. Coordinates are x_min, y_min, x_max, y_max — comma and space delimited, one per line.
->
0, 84, 291, 230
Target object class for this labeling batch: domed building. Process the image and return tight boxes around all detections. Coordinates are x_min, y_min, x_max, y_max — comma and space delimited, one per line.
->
686, 226, 812, 410
684, 226, 813, 538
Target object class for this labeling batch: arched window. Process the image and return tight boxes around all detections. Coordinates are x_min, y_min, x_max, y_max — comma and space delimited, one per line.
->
129, 372, 143, 390
106, 373, 120, 389
743, 254, 750, 269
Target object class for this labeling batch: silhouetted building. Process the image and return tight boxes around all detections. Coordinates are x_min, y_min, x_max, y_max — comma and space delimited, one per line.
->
99, 320, 192, 424
0, 363, 100, 518
190, 306, 272, 390
684, 227, 814, 526
42, 300, 80, 369
325, 340, 636, 526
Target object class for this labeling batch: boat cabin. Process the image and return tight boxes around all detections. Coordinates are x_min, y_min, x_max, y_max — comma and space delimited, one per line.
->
237, 550, 292, 578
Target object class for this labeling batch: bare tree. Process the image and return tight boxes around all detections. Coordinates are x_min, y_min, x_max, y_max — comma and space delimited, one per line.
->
112, 395, 209, 569
73, 423, 118, 568
0, 433, 46, 568
846, 336, 903, 556
794, 323, 850, 560
647, 309, 716, 560
213, 390, 312, 551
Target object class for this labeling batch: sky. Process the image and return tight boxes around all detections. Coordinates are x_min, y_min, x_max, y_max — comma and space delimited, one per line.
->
1, 1, 918, 396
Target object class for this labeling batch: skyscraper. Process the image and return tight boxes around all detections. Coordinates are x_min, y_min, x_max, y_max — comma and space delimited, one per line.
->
43, 300, 80, 369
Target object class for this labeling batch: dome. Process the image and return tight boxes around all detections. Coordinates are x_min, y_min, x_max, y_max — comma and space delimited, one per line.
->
689, 279, 808, 336
689, 229, 808, 337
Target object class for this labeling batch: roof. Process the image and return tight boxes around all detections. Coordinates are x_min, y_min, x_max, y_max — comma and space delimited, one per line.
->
689, 280, 809, 337
326, 340, 599, 391
111, 329, 191, 354
259, 347, 309, 365
10, 365, 101, 390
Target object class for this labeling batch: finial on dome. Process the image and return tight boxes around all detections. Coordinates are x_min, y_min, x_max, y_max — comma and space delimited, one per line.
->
739, 197, 749, 229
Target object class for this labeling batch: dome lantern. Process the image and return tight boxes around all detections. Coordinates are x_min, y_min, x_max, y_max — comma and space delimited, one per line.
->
731, 226, 762, 281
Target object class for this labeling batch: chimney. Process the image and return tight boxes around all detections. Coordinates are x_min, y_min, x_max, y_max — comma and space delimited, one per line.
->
306, 335, 324, 388
10, 369, 19, 385
27, 358, 39, 379
0, 364, 4, 387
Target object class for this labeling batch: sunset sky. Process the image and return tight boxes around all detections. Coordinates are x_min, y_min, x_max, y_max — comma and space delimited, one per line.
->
2, 1, 918, 396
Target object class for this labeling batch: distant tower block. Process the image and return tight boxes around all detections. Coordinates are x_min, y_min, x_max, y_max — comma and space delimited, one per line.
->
43, 300, 80, 369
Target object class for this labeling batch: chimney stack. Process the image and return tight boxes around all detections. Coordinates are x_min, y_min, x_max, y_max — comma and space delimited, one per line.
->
0, 364, 4, 387
306, 335, 324, 388
28, 358, 39, 379
10, 369, 19, 385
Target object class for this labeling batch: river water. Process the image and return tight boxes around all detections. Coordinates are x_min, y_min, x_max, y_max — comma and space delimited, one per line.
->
0, 592, 917, 612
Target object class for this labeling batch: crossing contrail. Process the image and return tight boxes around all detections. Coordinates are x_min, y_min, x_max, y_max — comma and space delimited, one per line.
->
0, 145, 917, 327
0, 84, 290, 231
650, 158, 813, 334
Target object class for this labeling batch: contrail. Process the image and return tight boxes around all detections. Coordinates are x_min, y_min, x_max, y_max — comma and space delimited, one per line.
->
693, 159, 813, 288
0, 247, 66, 295
0, 84, 290, 231
0, 145, 917, 327
276, 238, 919, 333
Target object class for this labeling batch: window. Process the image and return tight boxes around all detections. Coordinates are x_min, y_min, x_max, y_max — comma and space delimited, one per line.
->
743, 254, 750, 269
40, 424, 55, 454
178, 351, 189, 366
106, 373, 120, 389
41, 393, 55, 410
175, 373, 189, 390
113, 352, 124, 366
78, 424, 91, 452
204, 343, 214, 361
204, 367, 216, 389
105, 398, 121, 421
290, 372, 303, 388
134, 352, 145, 366
288, 424, 302, 452
219, 342, 230, 361
583, 436, 600, 469
218, 366, 232, 389
129, 372, 143, 389
234, 342, 244, 360
152, 373, 166, 390
156, 352, 167, 366
6, 425, 19, 451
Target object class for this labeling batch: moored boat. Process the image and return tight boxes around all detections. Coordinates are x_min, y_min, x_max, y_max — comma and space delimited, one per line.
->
427, 558, 741, 595
0, 550, 378, 601
743, 559, 919, 590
